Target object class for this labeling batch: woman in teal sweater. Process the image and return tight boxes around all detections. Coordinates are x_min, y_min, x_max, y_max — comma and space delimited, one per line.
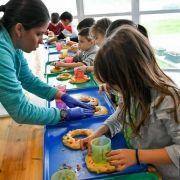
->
0, 0, 94, 125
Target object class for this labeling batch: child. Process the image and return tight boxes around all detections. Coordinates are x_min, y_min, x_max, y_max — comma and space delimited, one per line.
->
48, 11, 78, 44
47, 12, 64, 36
99, 20, 148, 104
103, 19, 149, 104
81, 26, 180, 179
81, 19, 149, 73
55, 27, 98, 68
78, 18, 112, 73
59, 11, 78, 39
65, 18, 95, 53
90, 18, 112, 47
77, 18, 95, 32
80, 19, 148, 105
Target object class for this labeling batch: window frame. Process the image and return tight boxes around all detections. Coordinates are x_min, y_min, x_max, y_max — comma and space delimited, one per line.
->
75, 0, 180, 71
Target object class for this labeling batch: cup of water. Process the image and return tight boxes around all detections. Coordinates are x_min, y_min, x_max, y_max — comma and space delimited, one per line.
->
91, 135, 111, 163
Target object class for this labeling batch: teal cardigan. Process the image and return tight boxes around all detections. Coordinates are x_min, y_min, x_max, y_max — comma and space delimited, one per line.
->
0, 26, 60, 125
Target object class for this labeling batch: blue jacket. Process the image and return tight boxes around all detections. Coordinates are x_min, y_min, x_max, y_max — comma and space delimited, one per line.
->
0, 26, 60, 125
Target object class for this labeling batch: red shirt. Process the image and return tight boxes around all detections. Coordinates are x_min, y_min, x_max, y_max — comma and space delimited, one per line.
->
48, 22, 64, 35
63, 24, 72, 33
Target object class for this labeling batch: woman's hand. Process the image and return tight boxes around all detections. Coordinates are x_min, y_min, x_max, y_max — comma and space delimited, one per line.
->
54, 90, 64, 100
107, 149, 136, 171
65, 107, 94, 120
61, 93, 94, 109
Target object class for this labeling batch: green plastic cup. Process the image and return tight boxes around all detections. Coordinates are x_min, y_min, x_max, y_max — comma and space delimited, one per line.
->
91, 135, 111, 163
51, 169, 77, 180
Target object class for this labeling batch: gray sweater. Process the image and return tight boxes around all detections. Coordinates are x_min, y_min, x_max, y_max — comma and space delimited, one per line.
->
104, 89, 180, 179
73, 45, 98, 66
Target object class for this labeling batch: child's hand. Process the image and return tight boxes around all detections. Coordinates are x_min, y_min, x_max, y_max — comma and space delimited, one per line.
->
77, 66, 87, 73
107, 149, 136, 171
76, 49, 81, 56
55, 61, 67, 67
80, 134, 96, 154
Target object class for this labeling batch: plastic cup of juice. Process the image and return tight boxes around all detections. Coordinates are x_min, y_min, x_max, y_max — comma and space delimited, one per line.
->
55, 85, 67, 109
56, 42, 62, 51
91, 135, 111, 163
61, 49, 68, 57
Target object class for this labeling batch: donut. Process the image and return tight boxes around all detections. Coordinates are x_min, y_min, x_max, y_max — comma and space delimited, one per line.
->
69, 75, 90, 84
56, 73, 72, 80
85, 154, 115, 174
50, 67, 64, 73
94, 106, 108, 115
79, 96, 98, 106
62, 129, 94, 150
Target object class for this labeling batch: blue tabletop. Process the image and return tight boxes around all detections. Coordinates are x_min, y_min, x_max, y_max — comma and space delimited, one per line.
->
44, 116, 147, 180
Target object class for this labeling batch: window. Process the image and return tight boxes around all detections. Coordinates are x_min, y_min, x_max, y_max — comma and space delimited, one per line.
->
0, 0, 8, 3
0, 0, 8, 18
141, 13, 180, 51
140, 0, 180, 11
141, 13, 180, 69
42, 0, 77, 16
83, 0, 131, 15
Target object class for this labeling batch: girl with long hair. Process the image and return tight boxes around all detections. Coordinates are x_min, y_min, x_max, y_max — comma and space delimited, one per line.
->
81, 25, 180, 179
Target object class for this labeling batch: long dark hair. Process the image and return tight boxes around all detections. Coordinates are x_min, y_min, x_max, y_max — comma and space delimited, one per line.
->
0, 0, 49, 32
94, 25, 179, 134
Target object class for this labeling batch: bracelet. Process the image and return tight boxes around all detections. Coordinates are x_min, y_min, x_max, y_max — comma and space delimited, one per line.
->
135, 149, 140, 165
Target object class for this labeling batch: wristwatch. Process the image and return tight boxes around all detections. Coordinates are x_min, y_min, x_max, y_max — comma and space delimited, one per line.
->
60, 109, 68, 120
